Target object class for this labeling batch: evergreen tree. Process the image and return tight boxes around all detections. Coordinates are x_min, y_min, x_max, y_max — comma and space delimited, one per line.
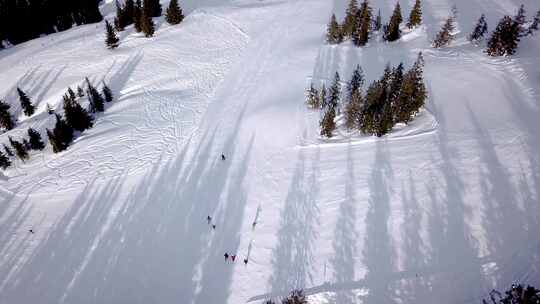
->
282, 290, 308, 304
342, 0, 358, 38
102, 82, 113, 102
144, 0, 162, 17
306, 83, 321, 109
114, 0, 126, 31
486, 15, 521, 56
395, 53, 426, 123
0, 100, 15, 130
27, 128, 45, 150
389, 62, 404, 104
383, 2, 403, 41
320, 84, 328, 108
9, 136, 28, 161
514, 4, 527, 37
86, 78, 105, 113
133, 0, 143, 32
3, 144, 14, 157
50, 114, 74, 152
68, 87, 77, 101
407, 0, 422, 29
141, 11, 155, 37
17, 87, 35, 116
374, 9, 382, 31
347, 65, 364, 101
105, 20, 120, 49
0, 150, 10, 170
124, 0, 135, 26
328, 72, 342, 110
63, 93, 94, 131
344, 66, 364, 130
527, 9, 540, 35
432, 15, 456, 48
320, 106, 336, 138
165, 0, 184, 25
326, 14, 343, 44
352, 0, 372, 46
469, 14, 488, 42
77, 86, 85, 97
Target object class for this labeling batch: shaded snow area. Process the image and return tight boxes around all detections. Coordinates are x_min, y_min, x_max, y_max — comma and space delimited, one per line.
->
0, 0, 539, 303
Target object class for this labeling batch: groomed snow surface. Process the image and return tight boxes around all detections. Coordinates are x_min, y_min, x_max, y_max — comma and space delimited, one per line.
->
0, 0, 539, 303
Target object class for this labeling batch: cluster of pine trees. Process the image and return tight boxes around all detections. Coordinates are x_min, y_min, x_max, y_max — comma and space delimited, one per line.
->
326, 0, 423, 46
0, 0, 102, 47
106, 0, 185, 49
432, 4, 540, 56
0, 79, 114, 170
265, 290, 308, 304
307, 53, 427, 138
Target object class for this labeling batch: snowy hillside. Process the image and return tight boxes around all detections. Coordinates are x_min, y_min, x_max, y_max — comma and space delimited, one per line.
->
0, 0, 539, 303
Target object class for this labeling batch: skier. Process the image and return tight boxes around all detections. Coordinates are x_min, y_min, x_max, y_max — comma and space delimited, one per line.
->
221, 154, 226, 161
212, 224, 216, 230
243, 258, 248, 265
231, 255, 236, 262
224, 253, 229, 261
29, 229, 34, 234
207, 215, 212, 224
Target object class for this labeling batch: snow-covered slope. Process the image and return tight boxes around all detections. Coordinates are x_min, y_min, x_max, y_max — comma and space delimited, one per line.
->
0, 0, 539, 303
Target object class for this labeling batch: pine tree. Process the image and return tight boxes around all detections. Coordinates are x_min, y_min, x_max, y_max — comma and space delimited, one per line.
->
326, 14, 343, 44
105, 20, 120, 49
0, 150, 10, 170
469, 14, 488, 42
344, 67, 364, 131
395, 53, 426, 123
50, 114, 74, 152
17, 87, 35, 116
282, 290, 308, 304
144, 0, 162, 17
320, 106, 336, 138
114, 0, 126, 31
352, 0, 372, 46
141, 11, 155, 37
347, 65, 364, 101
68, 87, 77, 101
407, 0, 422, 29
0, 100, 15, 130
27, 128, 45, 150
9, 136, 28, 161
320, 84, 328, 108
77, 86, 85, 97
527, 9, 540, 35
306, 83, 321, 109
102, 82, 113, 102
486, 16, 520, 56
514, 4, 527, 37
133, 0, 143, 32
3, 144, 14, 157
328, 72, 342, 110
165, 0, 184, 25
124, 0, 135, 26
63, 93, 94, 131
342, 0, 358, 38
383, 2, 403, 42
374, 9, 382, 31
389, 62, 404, 104
86, 78, 105, 113
432, 15, 456, 48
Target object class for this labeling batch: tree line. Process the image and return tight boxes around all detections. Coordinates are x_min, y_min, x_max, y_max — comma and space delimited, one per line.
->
105, 0, 185, 49
0, 78, 114, 170
306, 53, 427, 138
326, 0, 540, 56
432, 4, 539, 56
326, 0, 423, 46
0, 0, 102, 47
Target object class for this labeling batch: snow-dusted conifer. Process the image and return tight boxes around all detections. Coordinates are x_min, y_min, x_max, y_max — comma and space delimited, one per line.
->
17, 87, 35, 116
383, 2, 403, 41
320, 106, 336, 138
166, 0, 184, 25
105, 20, 120, 49
432, 15, 456, 48
27, 128, 45, 151
469, 14, 488, 42
9, 136, 28, 161
486, 16, 520, 56
326, 14, 343, 44
306, 83, 321, 109
141, 11, 155, 37
407, 0, 422, 29
0, 100, 15, 130
342, 0, 358, 38
352, 0, 372, 46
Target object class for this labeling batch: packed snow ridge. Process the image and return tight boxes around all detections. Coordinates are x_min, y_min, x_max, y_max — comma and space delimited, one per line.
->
0, 0, 539, 303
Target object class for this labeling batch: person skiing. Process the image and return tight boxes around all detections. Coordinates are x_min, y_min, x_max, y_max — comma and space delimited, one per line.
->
29, 229, 34, 234
221, 154, 226, 161
212, 224, 216, 230
243, 258, 248, 265
224, 253, 229, 261
231, 255, 236, 262
207, 215, 212, 224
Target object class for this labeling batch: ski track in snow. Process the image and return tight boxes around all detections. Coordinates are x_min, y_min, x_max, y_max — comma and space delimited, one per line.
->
0, 0, 540, 303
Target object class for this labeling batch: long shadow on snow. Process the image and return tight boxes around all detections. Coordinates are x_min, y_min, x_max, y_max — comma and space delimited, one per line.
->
267, 147, 321, 299
329, 144, 358, 304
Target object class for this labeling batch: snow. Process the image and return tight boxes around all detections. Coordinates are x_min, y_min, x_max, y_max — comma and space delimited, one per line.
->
0, 0, 539, 303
